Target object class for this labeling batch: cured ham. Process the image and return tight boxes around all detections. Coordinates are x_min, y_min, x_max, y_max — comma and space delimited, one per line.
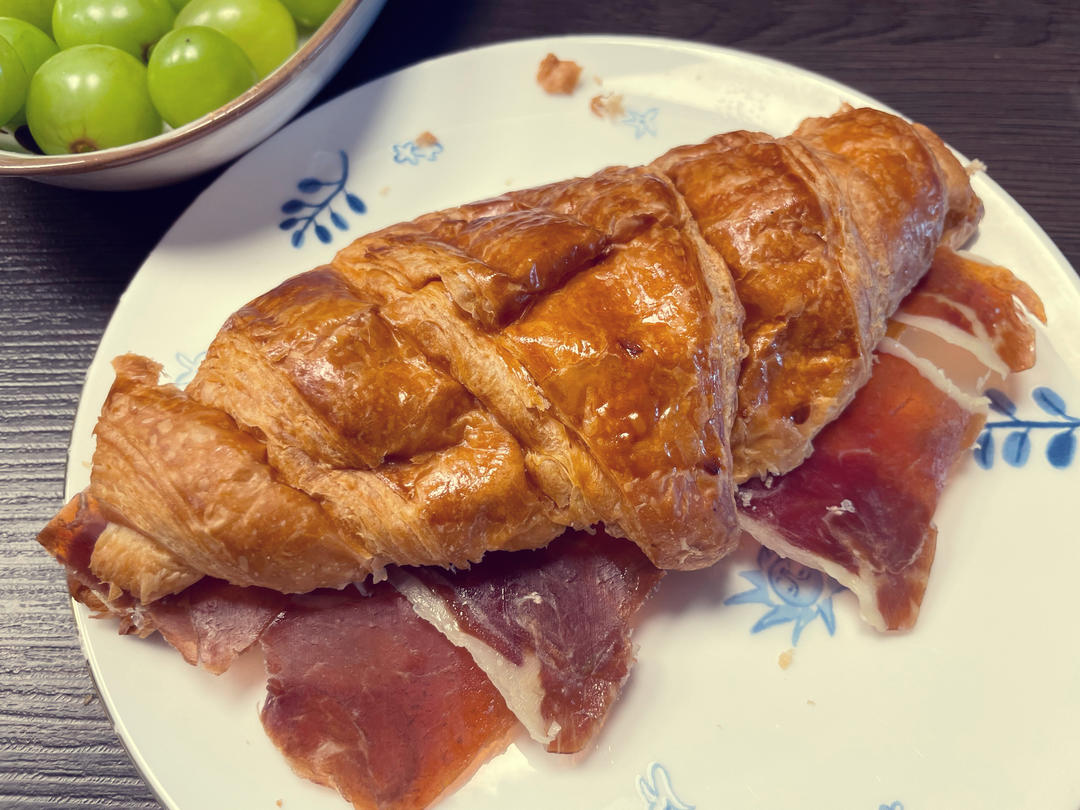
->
260, 585, 518, 810
393, 527, 663, 754
141, 578, 286, 674
892, 246, 1046, 374
737, 248, 1044, 630
40, 497, 663, 804
37, 492, 285, 673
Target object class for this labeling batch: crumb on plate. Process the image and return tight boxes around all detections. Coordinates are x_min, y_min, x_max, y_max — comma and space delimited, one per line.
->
590, 92, 625, 120
778, 648, 794, 670
416, 131, 439, 148
537, 53, 582, 95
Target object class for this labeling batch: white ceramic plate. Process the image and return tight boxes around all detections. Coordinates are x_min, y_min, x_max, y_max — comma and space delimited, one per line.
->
64, 35, 1080, 810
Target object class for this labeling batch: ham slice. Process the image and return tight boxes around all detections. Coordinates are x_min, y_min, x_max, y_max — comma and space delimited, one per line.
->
393, 528, 664, 753
738, 249, 1044, 631
141, 579, 285, 674
259, 585, 518, 810
37, 492, 283, 673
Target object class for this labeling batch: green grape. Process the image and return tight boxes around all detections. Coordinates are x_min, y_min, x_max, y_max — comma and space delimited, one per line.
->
163, 0, 189, 12
0, 0, 53, 36
26, 43, 162, 153
175, 0, 294, 78
0, 34, 28, 127
0, 16, 58, 126
277, 0, 334, 30
53, 0, 174, 61
147, 25, 254, 127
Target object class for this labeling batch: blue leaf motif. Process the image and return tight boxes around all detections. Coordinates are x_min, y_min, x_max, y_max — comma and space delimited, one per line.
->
346, 192, 366, 213
637, 762, 694, 810
986, 388, 1017, 416
978, 383, 1078, 471
279, 151, 367, 248
1002, 430, 1031, 467
1033, 386, 1068, 416
973, 430, 994, 469
1047, 431, 1077, 468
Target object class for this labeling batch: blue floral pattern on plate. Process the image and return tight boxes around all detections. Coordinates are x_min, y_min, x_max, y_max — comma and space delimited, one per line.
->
637, 762, 693, 810
622, 107, 659, 138
172, 350, 206, 387
975, 386, 1078, 469
279, 150, 366, 248
725, 547, 843, 644
879, 803, 904, 810
393, 137, 443, 165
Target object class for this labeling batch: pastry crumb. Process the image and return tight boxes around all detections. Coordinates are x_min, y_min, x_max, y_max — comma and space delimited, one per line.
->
778, 648, 794, 669
82, 693, 96, 705
379, 186, 390, 196
590, 92, 625, 120
537, 53, 582, 95
276, 801, 283, 808
807, 698, 816, 706
415, 131, 439, 148
965, 158, 987, 176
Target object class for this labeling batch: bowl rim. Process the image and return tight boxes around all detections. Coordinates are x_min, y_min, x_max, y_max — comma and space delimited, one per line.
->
0, 0, 367, 176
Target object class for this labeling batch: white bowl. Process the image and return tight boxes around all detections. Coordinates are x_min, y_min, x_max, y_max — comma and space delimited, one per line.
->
0, 0, 387, 190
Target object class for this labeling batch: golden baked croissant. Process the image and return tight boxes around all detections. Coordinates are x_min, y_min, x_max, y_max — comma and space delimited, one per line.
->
73, 106, 980, 600
654, 106, 981, 479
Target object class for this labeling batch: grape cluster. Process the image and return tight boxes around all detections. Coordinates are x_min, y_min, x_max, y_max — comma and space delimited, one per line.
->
0, 0, 338, 154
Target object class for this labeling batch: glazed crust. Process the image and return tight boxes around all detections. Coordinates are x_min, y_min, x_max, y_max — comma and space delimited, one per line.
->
654, 106, 981, 480
55, 107, 980, 595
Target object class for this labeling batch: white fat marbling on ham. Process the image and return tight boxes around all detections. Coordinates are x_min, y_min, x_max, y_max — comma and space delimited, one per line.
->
390, 528, 663, 754
892, 309, 1009, 376
392, 571, 558, 744
877, 336, 989, 413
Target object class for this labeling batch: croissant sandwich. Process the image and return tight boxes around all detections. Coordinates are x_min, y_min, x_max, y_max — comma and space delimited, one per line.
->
44, 106, 982, 605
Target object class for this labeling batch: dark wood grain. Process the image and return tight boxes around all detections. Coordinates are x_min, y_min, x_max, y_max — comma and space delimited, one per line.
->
2, 1, 1078, 807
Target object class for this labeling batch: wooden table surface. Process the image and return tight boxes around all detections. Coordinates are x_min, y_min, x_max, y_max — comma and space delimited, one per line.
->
2, 1, 1077, 807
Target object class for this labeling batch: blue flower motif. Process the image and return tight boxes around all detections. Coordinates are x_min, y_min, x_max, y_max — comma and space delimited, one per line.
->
725, 547, 844, 645
637, 762, 693, 810
879, 803, 904, 810
279, 150, 366, 249
974, 386, 1078, 470
173, 350, 206, 387
622, 107, 659, 139
392, 138, 443, 165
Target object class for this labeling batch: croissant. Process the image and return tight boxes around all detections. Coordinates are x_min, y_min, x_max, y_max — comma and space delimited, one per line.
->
71, 106, 980, 600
